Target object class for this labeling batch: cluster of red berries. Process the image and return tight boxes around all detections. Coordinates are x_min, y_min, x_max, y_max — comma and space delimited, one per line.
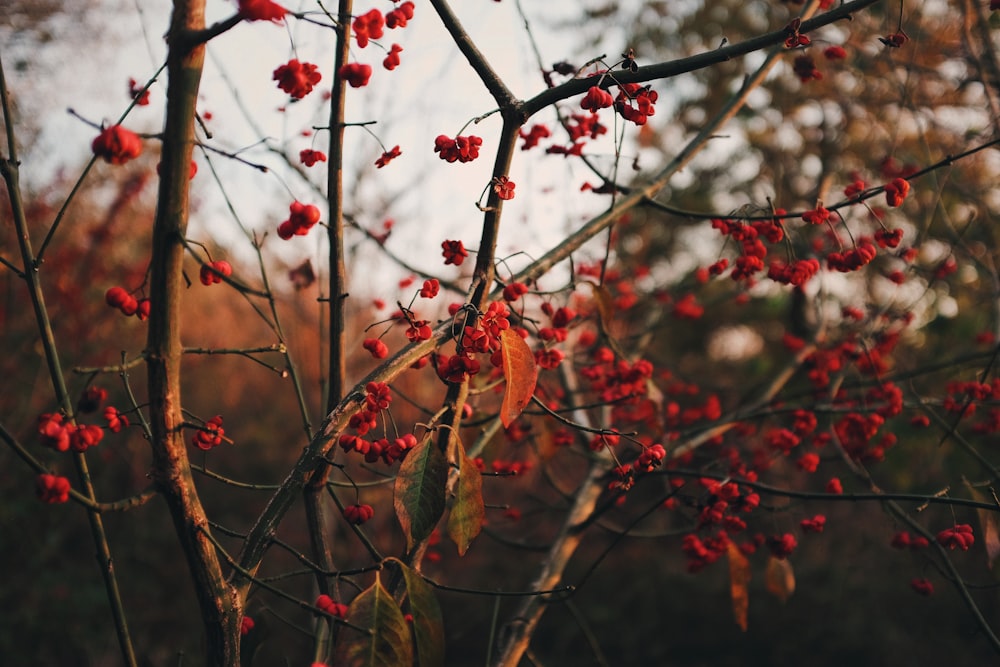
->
191, 415, 225, 451
339, 62, 373, 88
315, 594, 348, 618
238, 0, 286, 23
891, 531, 930, 550
936, 524, 975, 551
199, 260, 232, 286
420, 279, 440, 299
767, 258, 820, 286
884, 177, 910, 207
277, 201, 321, 239
353, 8, 384, 47
362, 338, 389, 359
92, 126, 143, 165
36, 474, 71, 504
441, 239, 468, 266
434, 135, 482, 163
104, 407, 129, 433
385, 2, 415, 29
579, 77, 658, 127
105, 286, 151, 320
38, 413, 104, 453
826, 238, 877, 273
273, 59, 322, 99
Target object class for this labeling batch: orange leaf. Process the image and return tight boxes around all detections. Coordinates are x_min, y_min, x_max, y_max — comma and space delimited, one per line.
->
534, 418, 559, 461
765, 555, 796, 603
499, 328, 538, 428
726, 541, 750, 632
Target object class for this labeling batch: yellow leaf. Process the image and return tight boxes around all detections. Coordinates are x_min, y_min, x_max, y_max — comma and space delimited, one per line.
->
499, 328, 538, 428
765, 555, 795, 603
726, 541, 750, 632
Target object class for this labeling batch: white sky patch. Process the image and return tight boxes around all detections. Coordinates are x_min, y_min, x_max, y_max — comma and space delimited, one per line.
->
708, 324, 765, 362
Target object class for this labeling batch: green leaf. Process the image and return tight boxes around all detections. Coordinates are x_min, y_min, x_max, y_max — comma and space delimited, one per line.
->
499, 328, 538, 428
394, 436, 448, 550
333, 574, 413, 667
397, 561, 446, 667
447, 444, 484, 555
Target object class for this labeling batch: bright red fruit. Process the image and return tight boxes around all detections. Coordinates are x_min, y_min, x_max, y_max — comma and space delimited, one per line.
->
128, 78, 150, 105
273, 59, 322, 99
343, 503, 375, 524
375, 145, 401, 168
92, 126, 143, 165
434, 135, 482, 163
278, 201, 321, 239
383, 44, 403, 71
420, 279, 440, 298
199, 260, 233, 286
38, 413, 71, 452
937, 524, 974, 551
238, 0, 287, 22
104, 407, 130, 433
315, 594, 348, 618
192, 415, 225, 451
353, 9, 385, 48
339, 62, 373, 88
493, 176, 516, 200
884, 178, 910, 207
441, 239, 468, 266
386, 1, 415, 28
581, 85, 614, 111
299, 149, 327, 167
363, 338, 389, 359
36, 474, 71, 504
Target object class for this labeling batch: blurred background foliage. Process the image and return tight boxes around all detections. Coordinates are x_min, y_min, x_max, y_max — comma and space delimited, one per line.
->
4, 0, 1000, 665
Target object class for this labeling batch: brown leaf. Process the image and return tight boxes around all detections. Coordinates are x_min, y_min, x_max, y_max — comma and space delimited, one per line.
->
534, 417, 559, 461
765, 555, 796, 603
499, 328, 538, 428
964, 480, 1000, 569
726, 541, 751, 632
582, 280, 615, 328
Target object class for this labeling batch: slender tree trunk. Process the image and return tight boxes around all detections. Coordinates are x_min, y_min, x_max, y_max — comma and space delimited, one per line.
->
147, 1, 241, 663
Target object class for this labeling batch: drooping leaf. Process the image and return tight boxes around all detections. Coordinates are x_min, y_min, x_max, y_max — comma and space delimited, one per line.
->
499, 328, 538, 428
333, 574, 413, 667
726, 541, 750, 632
534, 417, 560, 461
581, 279, 615, 328
396, 560, 446, 667
394, 436, 448, 550
447, 444, 484, 555
964, 480, 1000, 569
765, 555, 796, 603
